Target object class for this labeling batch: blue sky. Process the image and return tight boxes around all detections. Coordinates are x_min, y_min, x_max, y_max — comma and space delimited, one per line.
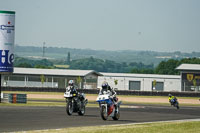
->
1, 0, 200, 52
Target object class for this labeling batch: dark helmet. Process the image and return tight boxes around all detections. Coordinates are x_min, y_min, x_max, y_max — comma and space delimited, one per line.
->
168, 94, 172, 97
102, 81, 108, 89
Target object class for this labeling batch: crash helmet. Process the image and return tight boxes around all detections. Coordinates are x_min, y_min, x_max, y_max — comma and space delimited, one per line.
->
68, 80, 74, 86
102, 81, 108, 89
168, 94, 172, 97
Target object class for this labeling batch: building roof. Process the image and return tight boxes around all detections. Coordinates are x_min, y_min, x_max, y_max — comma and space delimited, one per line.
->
176, 64, 200, 71
100, 72, 180, 79
13, 67, 103, 77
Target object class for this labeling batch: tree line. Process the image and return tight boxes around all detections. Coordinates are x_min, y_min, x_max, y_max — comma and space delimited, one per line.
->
14, 56, 200, 75
131, 58, 200, 75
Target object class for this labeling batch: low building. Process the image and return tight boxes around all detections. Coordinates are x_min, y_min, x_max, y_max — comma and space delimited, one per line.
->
2, 64, 200, 92
2, 67, 102, 89
98, 72, 181, 92
176, 64, 200, 92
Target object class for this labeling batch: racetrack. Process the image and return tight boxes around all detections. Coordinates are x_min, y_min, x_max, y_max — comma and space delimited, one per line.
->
0, 105, 200, 132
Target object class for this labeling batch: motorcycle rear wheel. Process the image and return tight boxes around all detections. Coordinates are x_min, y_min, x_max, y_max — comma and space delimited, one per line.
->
175, 102, 179, 109
100, 106, 108, 120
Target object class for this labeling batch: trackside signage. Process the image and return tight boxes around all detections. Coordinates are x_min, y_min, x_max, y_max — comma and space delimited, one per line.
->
0, 10, 15, 73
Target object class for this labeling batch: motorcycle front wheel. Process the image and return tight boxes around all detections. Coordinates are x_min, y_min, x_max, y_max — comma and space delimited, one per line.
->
78, 103, 85, 116
66, 101, 73, 115
100, 105, 108, 120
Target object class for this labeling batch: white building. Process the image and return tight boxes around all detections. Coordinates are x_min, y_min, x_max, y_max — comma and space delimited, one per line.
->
2, 67, 102, 89
98, 73, 181, 92
3, 64, 200, 92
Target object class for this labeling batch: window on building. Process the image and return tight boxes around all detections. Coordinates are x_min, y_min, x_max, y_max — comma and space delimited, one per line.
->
129, 81, 141, 90
9, 75, 24, 81
152, 81, 164, 91
28, 76, 41, 82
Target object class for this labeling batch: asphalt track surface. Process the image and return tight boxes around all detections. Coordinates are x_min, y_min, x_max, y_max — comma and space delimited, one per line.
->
0, 105, 200, 132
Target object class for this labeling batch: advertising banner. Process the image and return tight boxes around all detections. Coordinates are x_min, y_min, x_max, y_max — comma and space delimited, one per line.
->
0, 10, 15, 73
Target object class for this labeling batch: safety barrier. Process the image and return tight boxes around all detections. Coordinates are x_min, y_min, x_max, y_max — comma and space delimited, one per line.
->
8, 94, 27, 103
2, 86, 200, 97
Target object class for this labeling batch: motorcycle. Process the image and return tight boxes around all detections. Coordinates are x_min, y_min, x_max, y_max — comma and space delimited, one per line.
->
64, 88, 88, 116
96, 91, 121, 120
170, 97, 179, 109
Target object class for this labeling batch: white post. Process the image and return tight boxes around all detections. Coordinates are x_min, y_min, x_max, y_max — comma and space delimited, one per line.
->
52, 77, 54, 88
124, 77, 125, 90
24, 76, 26, 87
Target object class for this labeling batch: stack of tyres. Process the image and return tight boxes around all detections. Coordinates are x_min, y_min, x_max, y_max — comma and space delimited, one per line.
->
8, 94, 27, 103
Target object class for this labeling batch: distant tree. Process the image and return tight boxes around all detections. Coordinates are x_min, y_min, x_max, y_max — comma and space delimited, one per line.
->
14, 57, 54, 69
15, 63, 33, 68
76, 76, 82, 89
154, 58, 200, 75
34, 64, 52, 69
154, 59, 179, 75
114, 79, 118, 85
130, 68, 154, 74
69, 57, 154, 73
40, 74, 45, 87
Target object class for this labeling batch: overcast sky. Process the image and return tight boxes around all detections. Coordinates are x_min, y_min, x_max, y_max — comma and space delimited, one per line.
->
1, 0, 200, 52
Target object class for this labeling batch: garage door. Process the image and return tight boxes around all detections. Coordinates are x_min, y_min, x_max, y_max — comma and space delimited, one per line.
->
129, 81, 141, 90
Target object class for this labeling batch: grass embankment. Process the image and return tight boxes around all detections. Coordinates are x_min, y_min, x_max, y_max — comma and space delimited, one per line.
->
54, 65, 69, 68
16, 121, 200, 133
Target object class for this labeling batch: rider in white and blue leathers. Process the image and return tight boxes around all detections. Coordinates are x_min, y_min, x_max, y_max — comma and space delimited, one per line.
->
99, 81, 117, 104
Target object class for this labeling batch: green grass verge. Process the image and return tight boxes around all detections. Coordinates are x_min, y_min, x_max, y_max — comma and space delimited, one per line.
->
16, 121, 200, 133
2, 91, 199, 100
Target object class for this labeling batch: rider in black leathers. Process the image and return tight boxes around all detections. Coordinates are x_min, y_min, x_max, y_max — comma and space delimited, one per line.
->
66, 80, 85, 101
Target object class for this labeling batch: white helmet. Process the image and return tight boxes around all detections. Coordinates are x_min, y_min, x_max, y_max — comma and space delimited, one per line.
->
68, 80, 74, 86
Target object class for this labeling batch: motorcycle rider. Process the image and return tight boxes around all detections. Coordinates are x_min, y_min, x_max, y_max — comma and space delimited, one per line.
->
100, 81, 117, 105
168, 93, 177, 105
66, 80, 86, 101
66, 80, 78, 94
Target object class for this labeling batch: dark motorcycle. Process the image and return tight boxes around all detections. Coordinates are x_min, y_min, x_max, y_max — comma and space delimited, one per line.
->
170, 97, 179, 109
64, 89, 88, 116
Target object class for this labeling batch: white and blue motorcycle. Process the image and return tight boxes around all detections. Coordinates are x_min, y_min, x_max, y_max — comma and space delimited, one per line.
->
96, 91, 121, 120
